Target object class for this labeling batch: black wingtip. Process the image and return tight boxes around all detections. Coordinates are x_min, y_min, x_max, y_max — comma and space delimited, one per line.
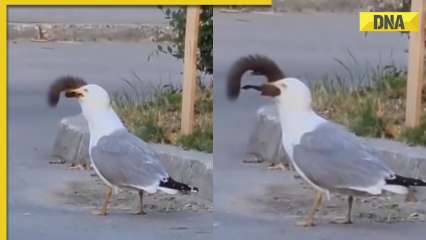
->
386, 174, 426, 187
47, 75, 87, 107
226, 55, 285, 100
159, 177, 199, 194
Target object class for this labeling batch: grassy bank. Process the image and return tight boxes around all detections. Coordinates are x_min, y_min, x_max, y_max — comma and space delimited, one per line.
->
312, 60, 426, 146
112, 78, 213, 153
224, 0, 402, 13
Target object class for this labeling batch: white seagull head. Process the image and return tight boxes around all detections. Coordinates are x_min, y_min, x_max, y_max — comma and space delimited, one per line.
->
66, 84, 125, 147
48, 76, 125, 146
270, 78, 313, 111
242, 77, 313, 111
66, 84, 112, 114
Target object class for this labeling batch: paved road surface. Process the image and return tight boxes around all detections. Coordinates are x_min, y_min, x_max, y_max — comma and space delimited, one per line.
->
9, 41, 184, 93
213, 12, 425, 240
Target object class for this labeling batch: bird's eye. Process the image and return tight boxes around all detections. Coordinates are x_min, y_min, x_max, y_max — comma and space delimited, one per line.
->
281, 83, 287, 89
84, 89, 88, 92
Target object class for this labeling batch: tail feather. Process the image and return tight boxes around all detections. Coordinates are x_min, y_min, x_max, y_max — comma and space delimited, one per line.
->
227, 55, 285, 100
47, 76, 87, 107
386, 175, 426, 187
159, 177, 199, 194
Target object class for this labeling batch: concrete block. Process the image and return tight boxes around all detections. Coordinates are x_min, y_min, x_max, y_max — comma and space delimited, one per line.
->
246, 105, 290, 166
8, 24, 39, 40
52, 115, 90, 167
364, 138, 426, 179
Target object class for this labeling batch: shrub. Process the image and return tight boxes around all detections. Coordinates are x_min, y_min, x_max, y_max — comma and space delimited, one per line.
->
157, 6, 213, 75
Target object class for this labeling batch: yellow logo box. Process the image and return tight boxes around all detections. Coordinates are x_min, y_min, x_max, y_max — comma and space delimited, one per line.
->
0, 0, 272, 5
360, 12, 419, 32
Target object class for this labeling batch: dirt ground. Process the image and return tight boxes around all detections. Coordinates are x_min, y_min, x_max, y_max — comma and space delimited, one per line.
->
51, 168, 212, 215
249, 165, 426, 224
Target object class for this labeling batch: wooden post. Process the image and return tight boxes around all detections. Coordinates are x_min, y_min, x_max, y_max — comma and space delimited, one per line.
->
406, 0, 426, 127
181, 6, 200, 135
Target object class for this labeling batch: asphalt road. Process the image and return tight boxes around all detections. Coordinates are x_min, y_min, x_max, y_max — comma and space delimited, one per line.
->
213, 12, 425, 240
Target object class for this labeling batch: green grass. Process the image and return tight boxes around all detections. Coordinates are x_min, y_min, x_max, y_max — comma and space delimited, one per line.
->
401, 117, 426, 146
312, 55, 426, 146
224, 0, 404, 13
348, 98, 386, 138
112, 76, 213, 153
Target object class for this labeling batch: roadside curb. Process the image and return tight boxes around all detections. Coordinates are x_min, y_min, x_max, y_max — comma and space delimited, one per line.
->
8, 23, 172, 42
246, 105, 426, 179
51, 114, 212, 201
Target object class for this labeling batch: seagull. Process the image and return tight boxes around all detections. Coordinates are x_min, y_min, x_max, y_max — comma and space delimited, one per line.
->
48, 76, 198, 216
227, 55, 426, 227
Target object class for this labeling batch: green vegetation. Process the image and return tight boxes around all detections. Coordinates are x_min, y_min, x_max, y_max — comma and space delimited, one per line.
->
156, 6, 213, 75
224, 0, 407, 13
400, 117, 426, 146
112, 77, 213, 153
312, 56, 426, 146
131, 6, 213, 152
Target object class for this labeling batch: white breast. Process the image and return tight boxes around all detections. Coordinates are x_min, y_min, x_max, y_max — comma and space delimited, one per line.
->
278, 109, 330, 196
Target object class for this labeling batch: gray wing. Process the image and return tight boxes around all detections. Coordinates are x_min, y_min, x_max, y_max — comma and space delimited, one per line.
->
91, 129, 168, 189
293, 122, 394, 192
